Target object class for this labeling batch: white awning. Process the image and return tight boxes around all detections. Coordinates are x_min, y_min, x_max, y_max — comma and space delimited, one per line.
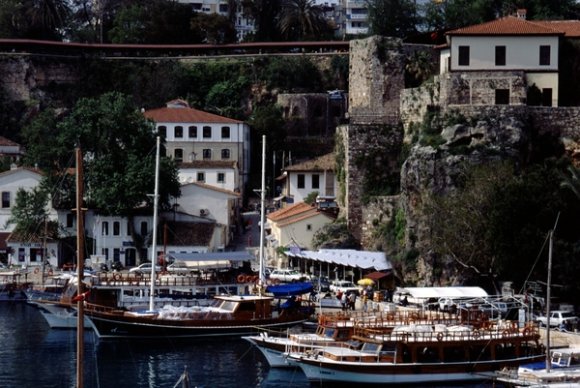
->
285, 249, 391, 271
396, 287, 488, 299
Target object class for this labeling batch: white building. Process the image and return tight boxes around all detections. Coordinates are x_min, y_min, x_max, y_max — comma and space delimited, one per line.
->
278, 153, 337, 205
266, 202, 336, 267
440, 15, 580, 107
143, 99, 250, 199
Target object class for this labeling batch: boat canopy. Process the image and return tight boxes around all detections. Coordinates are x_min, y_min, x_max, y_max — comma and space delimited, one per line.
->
396, 286, 488, 300
167, 251, 251, 267
266, 282, 313, 297
285, 249, 391, 271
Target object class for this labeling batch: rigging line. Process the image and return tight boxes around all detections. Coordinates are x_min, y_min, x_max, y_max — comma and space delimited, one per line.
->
517, 231, 550, 295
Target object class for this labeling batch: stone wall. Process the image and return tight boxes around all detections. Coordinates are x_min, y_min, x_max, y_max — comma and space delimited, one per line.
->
348, 36, 405, 125
361, 195, 400, 249
439, 71, 527, 106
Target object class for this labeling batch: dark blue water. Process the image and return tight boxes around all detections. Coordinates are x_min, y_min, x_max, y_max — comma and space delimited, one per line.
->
0, 303, 310, 388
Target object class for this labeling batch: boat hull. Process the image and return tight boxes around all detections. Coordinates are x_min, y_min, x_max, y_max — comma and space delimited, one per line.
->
290, 355, 544, 385
87, 311, 309, 339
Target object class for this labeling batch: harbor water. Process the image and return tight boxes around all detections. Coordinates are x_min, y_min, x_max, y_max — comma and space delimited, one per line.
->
0, 302, 504, 387
0, 302, 309, 388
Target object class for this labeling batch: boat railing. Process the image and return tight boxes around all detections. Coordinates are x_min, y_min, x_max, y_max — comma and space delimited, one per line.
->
356, 322, 540, 344
93, 273, 200, 287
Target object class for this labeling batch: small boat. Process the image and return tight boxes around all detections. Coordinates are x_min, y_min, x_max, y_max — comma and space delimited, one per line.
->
84, 293, 313, 339
0, 271, 30, 302
36, 302, 93, 329
286, 320, 544, 385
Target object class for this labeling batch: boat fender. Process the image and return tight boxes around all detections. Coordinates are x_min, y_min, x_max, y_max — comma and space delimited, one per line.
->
237, 274, 246, 283
34, 267, 40, 274
503, 329, 511, 337
436, 332, 444, 341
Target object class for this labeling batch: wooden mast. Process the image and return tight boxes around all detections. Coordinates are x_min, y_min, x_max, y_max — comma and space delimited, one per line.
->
75, 147, 85, 388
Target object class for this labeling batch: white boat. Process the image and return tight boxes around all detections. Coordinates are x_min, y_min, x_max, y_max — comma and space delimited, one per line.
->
286, 320, 544, 385
36, 302, 93, 329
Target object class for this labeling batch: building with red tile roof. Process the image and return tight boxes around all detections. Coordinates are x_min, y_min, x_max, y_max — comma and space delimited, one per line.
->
143, 99, 250, 198
439, 15, 580, 107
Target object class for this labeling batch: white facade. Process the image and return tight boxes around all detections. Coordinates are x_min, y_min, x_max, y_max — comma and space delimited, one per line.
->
450, 36, 559, 72
344, 0, 369, 35
285, 171, 337, 204
178, 165, 238, 192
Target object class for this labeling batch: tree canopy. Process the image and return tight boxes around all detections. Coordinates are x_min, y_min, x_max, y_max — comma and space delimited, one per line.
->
22, 92, 181, 216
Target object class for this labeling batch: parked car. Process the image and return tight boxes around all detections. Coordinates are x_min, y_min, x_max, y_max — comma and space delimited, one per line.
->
166, 261, 195, 275
536, 310, 579, 328
329, 280, 360, 296
268, 269, 309, 283
129, 262, 162, 274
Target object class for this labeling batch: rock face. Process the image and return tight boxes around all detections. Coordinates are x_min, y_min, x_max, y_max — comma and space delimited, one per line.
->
400, 112, 530, 285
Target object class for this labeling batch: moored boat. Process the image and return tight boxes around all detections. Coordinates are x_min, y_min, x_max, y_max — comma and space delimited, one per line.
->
286, 320, 544, 385
84, 293, 313, 339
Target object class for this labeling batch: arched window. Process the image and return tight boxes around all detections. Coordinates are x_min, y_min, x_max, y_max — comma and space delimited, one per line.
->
175, 126, 183, 138
188, 126, 197, 138
158, 126, 167, 138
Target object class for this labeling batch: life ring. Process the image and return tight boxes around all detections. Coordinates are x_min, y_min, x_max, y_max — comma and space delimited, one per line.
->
253, 276, 260, 284
436, 332, 444, 341
511, 321, 518, 331
522, 327, 531, 337
503, 329, 511, 337
113, 273, 121, 281
472, 330, 480, 339
237, 274, 246, 283
34, 268, 40, 274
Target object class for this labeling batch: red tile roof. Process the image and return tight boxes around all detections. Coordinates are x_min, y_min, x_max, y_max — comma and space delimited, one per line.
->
180, 160, 237, 169
534, 20, 580, 37
284, 153, 335, 172
0, 136, 19, 146
447, 16, 565, 36
143, 101, 242, 124
267, 202, 317, 222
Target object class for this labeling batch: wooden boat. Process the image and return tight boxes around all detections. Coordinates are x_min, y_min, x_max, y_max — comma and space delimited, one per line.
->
84, 293, 313, 339
0, 271, 30, 302
36, 302, 93, 329
245, 307, 471, 368
286, 320, 544, 385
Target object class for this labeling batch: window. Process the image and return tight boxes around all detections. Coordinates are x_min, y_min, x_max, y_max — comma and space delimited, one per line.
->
202, 149, 211, 159
102, 221, 109, 236
140, 221, 148, 236
221, 126, 230, 139
221, 149, 230, 159
174, 148, 183, 163
217, 173, 225, 183
495, 46, 506, 66
113, 221, 120, 236
540, 45, 551, 66
197, 172, 205, 182
1, 191, 9, 208
126, 221, 130, 235
174, 126, 183, 138
297, 174, 305, 189
312, 174, 320, 189
188, 126, 197, 138
66, 214, 74, 228
458, 46, 470, 66
306, 224, 312, 231
495, 89, 510, 105
203, 126, 211, 138
158, 126, 167, 138
101, 248, 109, 261
113, 248, 120, 261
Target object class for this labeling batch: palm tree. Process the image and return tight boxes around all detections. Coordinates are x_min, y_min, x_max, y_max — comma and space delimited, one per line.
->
277, 0, 329, 41
23, 0, 71, 40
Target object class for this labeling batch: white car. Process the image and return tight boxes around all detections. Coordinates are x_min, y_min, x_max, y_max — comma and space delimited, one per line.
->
166, 261, 195, 275
330, 280, 360, 295
268, 269, 309, 283
536, 310, 579, 328
129, 262, 162, 274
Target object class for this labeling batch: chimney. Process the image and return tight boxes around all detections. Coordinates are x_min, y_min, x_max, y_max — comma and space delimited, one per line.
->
516, 9, 527, 19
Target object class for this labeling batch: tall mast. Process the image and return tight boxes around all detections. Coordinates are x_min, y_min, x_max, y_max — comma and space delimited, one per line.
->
149, 137, 161, 312
545, 212, 559, 373
75, 147, 85, 388
258, 135, 266, 291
